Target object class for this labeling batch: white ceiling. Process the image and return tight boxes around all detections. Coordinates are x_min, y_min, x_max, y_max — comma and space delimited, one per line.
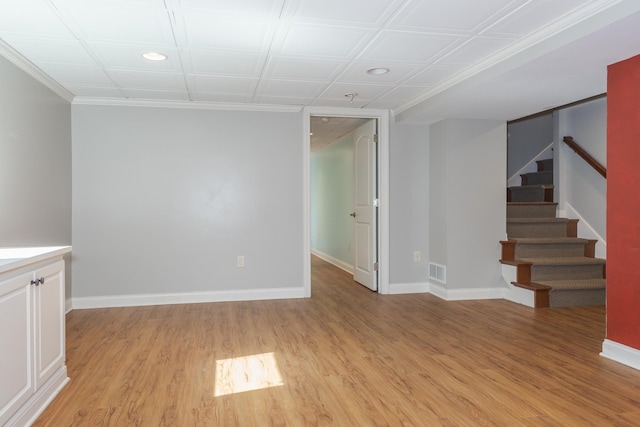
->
1, 0, 639, 124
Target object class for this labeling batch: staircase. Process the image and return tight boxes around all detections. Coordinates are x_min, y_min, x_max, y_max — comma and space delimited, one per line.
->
501, 158, 606, 308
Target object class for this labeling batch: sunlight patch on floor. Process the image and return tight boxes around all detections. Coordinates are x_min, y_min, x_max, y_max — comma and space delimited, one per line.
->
215, 352, 284, 397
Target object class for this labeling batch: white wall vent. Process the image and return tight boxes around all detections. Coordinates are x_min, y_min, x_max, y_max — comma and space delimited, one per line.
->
429, 262, 447, 284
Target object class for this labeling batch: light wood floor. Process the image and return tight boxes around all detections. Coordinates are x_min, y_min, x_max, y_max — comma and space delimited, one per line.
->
35, 256, 640, 426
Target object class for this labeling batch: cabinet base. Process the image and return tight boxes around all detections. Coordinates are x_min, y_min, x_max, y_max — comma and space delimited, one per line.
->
6, 366, 69, 427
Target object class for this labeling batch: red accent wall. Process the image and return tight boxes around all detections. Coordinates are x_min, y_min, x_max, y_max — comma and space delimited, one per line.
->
607, 54, 640, 349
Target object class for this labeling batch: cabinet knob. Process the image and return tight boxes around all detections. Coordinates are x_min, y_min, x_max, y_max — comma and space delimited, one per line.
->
38, 277, 45, 285
30, 279, 38, 286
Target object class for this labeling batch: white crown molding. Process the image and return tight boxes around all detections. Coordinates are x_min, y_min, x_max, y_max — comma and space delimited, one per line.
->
394, 0, 640, 119
72, 96, 304, 113
0, 39, 74, 103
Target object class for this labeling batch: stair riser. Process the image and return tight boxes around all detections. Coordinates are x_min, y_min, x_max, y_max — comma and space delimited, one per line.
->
507, 205, 557, 218
509, 187, 545, 202
521, 171, 553, 186
537, 159, 553, 171
508, 223, 568, 238
549, 289, 606, 307
531, 264, 605, 281
515, 244, 585, 258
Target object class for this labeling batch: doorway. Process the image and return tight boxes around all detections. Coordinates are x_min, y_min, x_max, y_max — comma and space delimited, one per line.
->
302, 107, 390, 297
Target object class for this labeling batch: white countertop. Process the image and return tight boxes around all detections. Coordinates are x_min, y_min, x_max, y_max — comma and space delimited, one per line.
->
0, 246, 72, 274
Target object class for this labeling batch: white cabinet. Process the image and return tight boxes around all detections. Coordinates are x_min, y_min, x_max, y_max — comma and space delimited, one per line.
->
0, 251, 69, 427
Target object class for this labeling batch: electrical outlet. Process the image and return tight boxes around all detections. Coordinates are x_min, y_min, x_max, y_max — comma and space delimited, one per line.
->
413, 251, 421, 262
237, 255, 245, 268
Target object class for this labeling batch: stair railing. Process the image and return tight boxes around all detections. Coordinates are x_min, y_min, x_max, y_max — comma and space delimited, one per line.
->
562, 136, 607, 179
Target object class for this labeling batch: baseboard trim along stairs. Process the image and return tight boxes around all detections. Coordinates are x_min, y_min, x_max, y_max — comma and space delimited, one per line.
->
501, 157, 606, 308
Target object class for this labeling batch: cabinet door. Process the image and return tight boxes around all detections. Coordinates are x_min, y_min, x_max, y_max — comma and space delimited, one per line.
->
0, 272, 35, 426
33, 261, 65, 389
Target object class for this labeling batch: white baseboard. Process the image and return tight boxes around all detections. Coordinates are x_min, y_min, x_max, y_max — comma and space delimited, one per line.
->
72, 287, 306, 309
500, 263, 536, 307
600, 339, 640, 371
428, 282, 505, 301
388, 282, 429, 294
310, 249, 353, 274
65, 298, 73, 313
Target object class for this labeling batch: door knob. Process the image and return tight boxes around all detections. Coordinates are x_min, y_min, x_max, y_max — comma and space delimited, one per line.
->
349, 212, 356, 217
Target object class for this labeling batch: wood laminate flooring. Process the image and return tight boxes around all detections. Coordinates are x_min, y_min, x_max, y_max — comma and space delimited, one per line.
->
34, 256, 640, 426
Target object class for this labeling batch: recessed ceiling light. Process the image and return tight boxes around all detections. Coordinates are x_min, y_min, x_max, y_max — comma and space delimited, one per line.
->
366, 67, 390, 75
142, 52, 168, 61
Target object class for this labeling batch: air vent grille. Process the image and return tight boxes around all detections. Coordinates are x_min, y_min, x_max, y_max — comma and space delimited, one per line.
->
429, 262, 446, 284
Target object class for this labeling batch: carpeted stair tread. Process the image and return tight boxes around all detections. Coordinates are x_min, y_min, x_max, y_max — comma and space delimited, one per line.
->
534, 279, 606, 291
511, 237, 588, 244
507, 217, 569, 224
536, 158, 554, 171
507, 202, 558, 205
507, 202, 558, 219
519, 256, 605, 266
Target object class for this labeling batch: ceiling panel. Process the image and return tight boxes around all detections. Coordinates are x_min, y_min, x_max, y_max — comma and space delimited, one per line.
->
0, 0, 637, 126
110, 70, 187, 91
182, 49, 266, 77
42, 63, 115, 87
276, 24, 375, 58
388, 0, 522, 33
263, 56, 346, 81
287, 0, 404, 26
0, 0, 75, 39
187, 75, 259, 95
359, 31, 462, 63
175, 11, 276, 51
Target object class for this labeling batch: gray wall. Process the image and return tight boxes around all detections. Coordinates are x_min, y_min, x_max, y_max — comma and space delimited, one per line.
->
429, 119, 506, 290
557, 97, 607, 253
389, 122, 429, 284
310, 135, 354, 268
507, 113, 553, 179
0, 55, 72, 295
72, 105, 304, 299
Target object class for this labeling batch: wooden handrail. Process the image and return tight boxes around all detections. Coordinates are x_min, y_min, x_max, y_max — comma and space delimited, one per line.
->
562, 136, 607, 179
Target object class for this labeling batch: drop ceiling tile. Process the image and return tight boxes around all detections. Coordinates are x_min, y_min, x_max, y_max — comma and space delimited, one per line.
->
66, 86, 124, 97
388, 0, 521, 33
182, 49, 266, 77
39, 63, 115, 87
0, 0, 74, 39
484, 0, 588, 36
87, 43, 182, 72
285, 0, 404, 26
276, 24, 375, 59
320, 82, 396, 101
437, 36, 517, 66
254, 95, 313, 106
366, 85, 430, 109
359, 31, 462, 63
175, 11, 276, 51
190, 92, 253, 103
61, 6, 174, 44
120, 88, 191, 101
404, 64, 466, 86
187, 75, 259, 94
56, 0, 167, 9
256, 79, 326, 98
110, 70, 187, 91
0, 36, 97, 65
175, 0, 285, 16
312, 98, 369, 108
263, 56, 346, 81
335, 61, 421, 84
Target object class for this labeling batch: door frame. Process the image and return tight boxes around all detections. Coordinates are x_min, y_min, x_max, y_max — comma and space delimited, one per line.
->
303, 106, 390, 296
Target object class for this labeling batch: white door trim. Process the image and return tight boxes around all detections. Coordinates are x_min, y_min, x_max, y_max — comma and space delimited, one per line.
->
303, 107, 390, 296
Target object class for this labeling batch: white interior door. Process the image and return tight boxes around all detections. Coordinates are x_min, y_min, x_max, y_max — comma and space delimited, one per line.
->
353, 120, 377, 291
